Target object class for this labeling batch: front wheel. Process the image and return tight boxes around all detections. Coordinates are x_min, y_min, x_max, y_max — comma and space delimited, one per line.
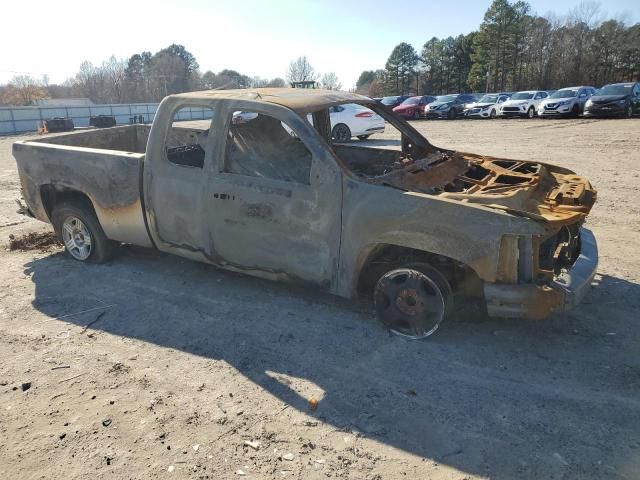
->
413, 110, 421, 120
447, 109, 457, 120
357, 135, 370, 141
490, 109, 497, 119
52, 201, 114, 263
332, 123, 352, 142
626, 104, 633, 118
526, 107, 535, 119
374, 263, 452, 339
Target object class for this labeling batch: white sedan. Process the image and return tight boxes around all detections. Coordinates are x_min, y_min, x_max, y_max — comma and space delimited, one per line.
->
328, 104, 385, 142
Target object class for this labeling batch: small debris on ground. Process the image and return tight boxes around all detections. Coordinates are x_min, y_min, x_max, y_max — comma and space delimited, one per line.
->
282, 453, 295, 461
244, 440, 260, 450
102, 418, 112, 427
7, 232, 60, 252
21, 382, 31, 392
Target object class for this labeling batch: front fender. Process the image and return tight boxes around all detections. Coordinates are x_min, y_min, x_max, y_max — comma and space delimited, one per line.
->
337, 178, 543, 298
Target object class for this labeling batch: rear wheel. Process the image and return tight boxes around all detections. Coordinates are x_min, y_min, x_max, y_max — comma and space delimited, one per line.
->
332, 123, 351, 142
526, 107, 535, 119
373, 263, 452, 339
357, 135, 370, 141
52, 202, 114, 263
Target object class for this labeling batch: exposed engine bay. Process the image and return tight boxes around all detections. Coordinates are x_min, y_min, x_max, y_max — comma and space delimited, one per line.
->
334, 144, 596, 228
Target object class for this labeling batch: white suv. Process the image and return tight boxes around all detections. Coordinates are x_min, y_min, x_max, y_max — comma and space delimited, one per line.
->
500, 91, 549, 119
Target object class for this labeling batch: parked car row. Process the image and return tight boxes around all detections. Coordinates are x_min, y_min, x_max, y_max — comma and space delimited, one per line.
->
377, 81, 640, 120
234, 81, 640, 142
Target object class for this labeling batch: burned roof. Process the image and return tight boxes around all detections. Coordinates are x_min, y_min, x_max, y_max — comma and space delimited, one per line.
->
172, 88, 370, 113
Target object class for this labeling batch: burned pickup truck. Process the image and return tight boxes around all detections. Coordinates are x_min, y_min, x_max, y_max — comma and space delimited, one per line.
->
13, 88, 597, 338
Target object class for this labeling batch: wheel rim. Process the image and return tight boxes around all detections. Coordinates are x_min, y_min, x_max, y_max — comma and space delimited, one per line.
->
374, 269, 445, 339
333, 125, 350, 142
490, 109, 496, 118
628, 106, 633, 118
528, 108, 534, 118
61, 216, 92, 260
413, 110, 420, 119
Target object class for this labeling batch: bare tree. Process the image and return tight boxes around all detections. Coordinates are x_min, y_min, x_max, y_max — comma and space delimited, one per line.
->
266, 77, 286, 88
319, 72, 342, 90
7, 75, 48, 105
286, 56, 317, 84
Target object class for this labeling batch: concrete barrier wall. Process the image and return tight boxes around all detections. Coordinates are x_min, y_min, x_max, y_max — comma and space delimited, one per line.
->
0, 103, 164, 135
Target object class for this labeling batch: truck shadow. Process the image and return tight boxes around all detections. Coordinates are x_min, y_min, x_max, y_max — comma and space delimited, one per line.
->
23, 245, 640, 479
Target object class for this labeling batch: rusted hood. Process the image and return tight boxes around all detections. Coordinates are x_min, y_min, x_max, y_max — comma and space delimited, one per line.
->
368, 151, 596, 227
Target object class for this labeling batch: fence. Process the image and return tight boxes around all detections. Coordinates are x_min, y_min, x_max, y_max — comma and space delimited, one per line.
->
0, 103, 162, 136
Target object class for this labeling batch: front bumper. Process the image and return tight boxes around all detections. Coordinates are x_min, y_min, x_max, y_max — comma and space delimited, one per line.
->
539, 105, 573, 116
465, 108, 492, 118
425, 109, 451, 119
484, 227, 598, 319
584, 105, 625, 117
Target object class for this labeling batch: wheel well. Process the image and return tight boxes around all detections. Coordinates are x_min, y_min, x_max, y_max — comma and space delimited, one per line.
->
40, 185, 97, 222
356, 244, 482, 298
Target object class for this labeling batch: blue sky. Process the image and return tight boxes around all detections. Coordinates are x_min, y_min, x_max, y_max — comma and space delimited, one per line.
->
1, 0, 637, 89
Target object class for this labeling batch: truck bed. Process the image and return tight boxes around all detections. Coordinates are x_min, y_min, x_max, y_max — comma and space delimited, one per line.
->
13, 125, 152, 247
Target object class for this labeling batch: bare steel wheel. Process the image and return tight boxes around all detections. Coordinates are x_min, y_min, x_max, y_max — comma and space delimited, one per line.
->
61, 216, 92, 260
374, 266, 450, 339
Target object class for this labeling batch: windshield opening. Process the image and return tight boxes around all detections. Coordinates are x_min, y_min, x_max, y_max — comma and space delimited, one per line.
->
551, 89, 578, 99
436, 95, 457, 102
478, 94, 499, 103
511, 92, 534, 100
381, 96, 399, 105
597, 85, 632, 96
400, 97, 420, 106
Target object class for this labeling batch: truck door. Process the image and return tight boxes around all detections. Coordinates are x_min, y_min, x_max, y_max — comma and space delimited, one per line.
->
207, 104, 343, 290
143, 101, 216, 257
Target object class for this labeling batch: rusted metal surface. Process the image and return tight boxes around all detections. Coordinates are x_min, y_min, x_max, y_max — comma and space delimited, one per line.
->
13, 88, 598, 321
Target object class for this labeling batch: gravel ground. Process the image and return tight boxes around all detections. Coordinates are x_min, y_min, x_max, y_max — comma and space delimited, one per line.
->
1, 117, 639, 480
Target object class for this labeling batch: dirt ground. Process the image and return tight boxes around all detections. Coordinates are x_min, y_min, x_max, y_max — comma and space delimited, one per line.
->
1, 118, 639, 480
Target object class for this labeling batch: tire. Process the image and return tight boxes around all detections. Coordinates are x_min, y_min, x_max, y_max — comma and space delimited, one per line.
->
626, 104, 633, 118
357, 135, 370, 141
571, 105, 579, 118
412, 110, 421, 120
490, 109, 497, 119
447, 109, 457, 120
52, 201, 114, 263
526, 107, 535, 119
331, 123, 351, 142
373, 262, 453, 339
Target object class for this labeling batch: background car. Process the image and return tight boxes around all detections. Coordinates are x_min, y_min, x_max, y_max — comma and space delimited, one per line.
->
329, 103, 385, 141
538, 86, 596, 117
232, 111, 259, 124
392, 95, 436, 119
424, 94, 477, 119
380, 95, 411, 109
584, 82, 640, 118
500, 90, 548, 118
464, 93, 512, 119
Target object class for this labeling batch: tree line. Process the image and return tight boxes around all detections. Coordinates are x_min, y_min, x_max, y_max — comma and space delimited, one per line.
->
0, 48, 342, 106
356, 0, 640, 96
